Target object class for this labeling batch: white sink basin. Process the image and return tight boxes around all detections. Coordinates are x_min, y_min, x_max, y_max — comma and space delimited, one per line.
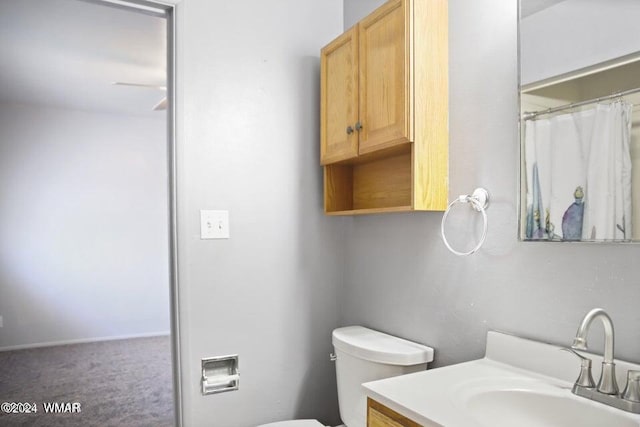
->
461, 379, 637, 427
363, 331, 640, 427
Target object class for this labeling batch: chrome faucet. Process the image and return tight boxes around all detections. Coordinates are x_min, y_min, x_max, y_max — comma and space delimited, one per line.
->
566, 308, 640, 414
571, 308, 618, 395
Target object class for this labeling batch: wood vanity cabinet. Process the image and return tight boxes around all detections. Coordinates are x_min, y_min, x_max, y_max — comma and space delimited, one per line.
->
368, 398, 423, 427
320, 0, 448, 215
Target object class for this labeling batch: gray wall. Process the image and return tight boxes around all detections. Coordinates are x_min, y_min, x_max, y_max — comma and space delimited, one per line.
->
174, 1, 345, 426
0, 102, 169, 350
341, 0, 640, 368
343, 0, 386, 28
176, 1, 640, 425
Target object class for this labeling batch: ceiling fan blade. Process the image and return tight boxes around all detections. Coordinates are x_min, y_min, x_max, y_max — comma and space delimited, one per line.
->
112, 82, 166, 91
153, 97, 168, 111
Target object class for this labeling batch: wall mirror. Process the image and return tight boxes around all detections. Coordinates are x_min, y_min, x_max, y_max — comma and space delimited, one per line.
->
519, 0, 640, 242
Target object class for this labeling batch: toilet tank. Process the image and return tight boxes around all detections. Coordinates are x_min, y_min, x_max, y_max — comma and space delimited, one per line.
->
332, 326, 434, 427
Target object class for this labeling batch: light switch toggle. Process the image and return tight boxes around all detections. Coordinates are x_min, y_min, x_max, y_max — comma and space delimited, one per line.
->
201, 354, 239, 395
200, 210, 230, 239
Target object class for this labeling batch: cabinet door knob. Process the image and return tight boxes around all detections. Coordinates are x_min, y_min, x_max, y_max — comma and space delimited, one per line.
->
346, 125, 354, 134
355, 121, 363, 131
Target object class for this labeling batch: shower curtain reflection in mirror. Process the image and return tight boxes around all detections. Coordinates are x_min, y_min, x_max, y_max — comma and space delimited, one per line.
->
524, 101, 633, 241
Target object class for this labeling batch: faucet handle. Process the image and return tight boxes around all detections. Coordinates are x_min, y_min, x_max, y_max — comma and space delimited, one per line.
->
560, 347, 595, 388
622, 370, 640, 402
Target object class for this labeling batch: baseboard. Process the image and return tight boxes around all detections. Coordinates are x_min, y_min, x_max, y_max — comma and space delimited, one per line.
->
0, 331, 171, 352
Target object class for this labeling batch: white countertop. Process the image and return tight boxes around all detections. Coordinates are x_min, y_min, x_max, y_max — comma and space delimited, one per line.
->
362, 331, 640, 427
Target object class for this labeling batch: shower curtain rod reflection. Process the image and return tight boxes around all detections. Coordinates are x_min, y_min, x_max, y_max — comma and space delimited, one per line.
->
523, 86, 640, 120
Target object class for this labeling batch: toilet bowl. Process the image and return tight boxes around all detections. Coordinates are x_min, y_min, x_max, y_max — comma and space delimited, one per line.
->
257, 326, 434, 427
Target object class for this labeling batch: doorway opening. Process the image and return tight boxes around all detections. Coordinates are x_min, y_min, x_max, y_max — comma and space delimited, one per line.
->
0, 0, 180, 424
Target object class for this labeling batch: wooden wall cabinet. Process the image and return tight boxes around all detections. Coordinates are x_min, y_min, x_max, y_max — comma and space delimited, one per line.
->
320, 0, 448, 215
368, 398, 423, 427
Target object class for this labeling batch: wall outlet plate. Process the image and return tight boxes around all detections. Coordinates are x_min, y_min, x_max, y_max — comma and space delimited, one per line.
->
200, 210, 230, 239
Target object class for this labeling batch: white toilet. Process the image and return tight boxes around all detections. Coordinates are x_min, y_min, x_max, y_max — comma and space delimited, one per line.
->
258, 326, 434, 427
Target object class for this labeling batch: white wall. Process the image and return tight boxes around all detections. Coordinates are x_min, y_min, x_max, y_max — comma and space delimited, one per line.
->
341, 0, 640, 370
521, 0, 640, 85
0, 102, 169, 350
174, 1, 345, 426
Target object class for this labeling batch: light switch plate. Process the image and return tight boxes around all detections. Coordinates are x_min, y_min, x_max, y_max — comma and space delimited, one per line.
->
200, 210, 230, 239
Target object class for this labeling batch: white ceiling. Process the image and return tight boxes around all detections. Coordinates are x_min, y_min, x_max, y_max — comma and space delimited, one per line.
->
0, 0, 166, 116
521, 0, 570, 18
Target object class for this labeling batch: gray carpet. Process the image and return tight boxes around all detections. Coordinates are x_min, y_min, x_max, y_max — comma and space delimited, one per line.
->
0, 335, 174, 426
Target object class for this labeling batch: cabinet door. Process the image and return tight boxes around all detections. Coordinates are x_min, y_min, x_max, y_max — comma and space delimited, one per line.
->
321, 27, 359, 165
358, 0, 412, 155
369, 407, 406, 427
368, 399, 423, 427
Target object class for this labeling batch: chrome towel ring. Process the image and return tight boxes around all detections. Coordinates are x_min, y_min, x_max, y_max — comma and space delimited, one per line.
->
441, 188, 490, 256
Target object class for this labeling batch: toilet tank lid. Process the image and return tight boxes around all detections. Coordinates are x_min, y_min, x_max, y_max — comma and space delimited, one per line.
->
332, 326, 434, 366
